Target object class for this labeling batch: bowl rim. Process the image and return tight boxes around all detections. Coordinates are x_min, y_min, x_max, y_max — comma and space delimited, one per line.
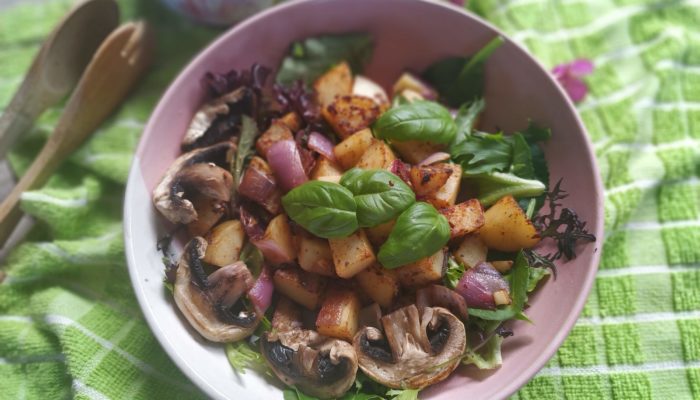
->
124, 0, 604, 399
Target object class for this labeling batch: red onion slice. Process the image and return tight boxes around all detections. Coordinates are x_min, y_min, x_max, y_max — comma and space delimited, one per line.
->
248, 266, 274, 314
308, 132, 336, 161
455, 262, 510, 310
418, 152, 451, 166
238, 162, 281, 215
267, 140, 308, 192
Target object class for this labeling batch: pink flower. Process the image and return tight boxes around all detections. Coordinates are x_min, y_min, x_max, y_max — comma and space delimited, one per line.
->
552, 59, 594, 103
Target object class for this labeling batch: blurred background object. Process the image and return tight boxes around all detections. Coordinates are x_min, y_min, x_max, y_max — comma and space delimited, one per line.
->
159, 0, 276, 26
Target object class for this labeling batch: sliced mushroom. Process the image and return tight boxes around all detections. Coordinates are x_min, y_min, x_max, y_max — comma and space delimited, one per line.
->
182, 87, 253, 151
153, 141, 235, 224
261, 329, 358, 399
174, 237, 260, 342
353, 304, 466, 389
416, 285, 469, 320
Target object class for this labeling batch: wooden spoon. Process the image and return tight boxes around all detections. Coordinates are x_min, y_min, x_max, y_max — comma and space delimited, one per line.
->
0, 21, 155, 246
0, 0, 119, 160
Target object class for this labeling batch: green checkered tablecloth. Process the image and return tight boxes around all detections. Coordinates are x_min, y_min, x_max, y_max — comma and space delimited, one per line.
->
1, 0, 699, 399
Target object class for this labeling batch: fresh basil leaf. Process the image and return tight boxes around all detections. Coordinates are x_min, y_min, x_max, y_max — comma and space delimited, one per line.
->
465, 172, 545, 206
468, 251, 530, 321
453, 98, 485, 145
373, 100, 457, 144
340, 168, 415, 227
378, 202, 450, 269
450, 132, 512, 175
444, 256, 465, 290
423, 37, 504, 107
386, 389, 420, 400
282, 181, 358, 238
276, 33, 374, 85
510, 133, 535, 179
231, 115, 258, 204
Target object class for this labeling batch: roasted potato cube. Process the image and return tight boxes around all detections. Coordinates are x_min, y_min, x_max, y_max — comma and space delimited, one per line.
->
310, 157, 343, 181
492, 260, 513, 273
316, 286, 361, 341
365, 219, 396, 247
261, 214, 297, 265
409, 164, 454, 197
272, 296, 303, 332
356, 140, 396, 170
440, 199, 485, 239
322, 95, 381, 139
278, 112, 302, 132
203, 220, 244, 267
314, 62, 353, 108
187, 194, 226, 237
329, 230, 376, 278
424, 163, 462, 209
256, 120, 294, 158
298, 235, 336, 277
454, 234, 487, 268
479, 195, 540, 252
355, 264, 400, 308
273, 267, 327, 310
395, 249, 446, 288
391, 140, 444, 164
392, 72, 437, 99
493, 290, 512, 306
333, 128, 375, 170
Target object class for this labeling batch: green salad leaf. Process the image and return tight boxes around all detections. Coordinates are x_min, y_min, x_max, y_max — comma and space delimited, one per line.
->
528, 267, 551, 292
386, 389, 420, 400
225, 341, 266, 374
444, 256, 465, 290
461, 334, 504, 369
231, 115, 259, 205
240, 241, 263, 277
465, 172, 545, 206
423, 36, 505, 107
453, 98, 485, 145
468, 251, 531, 321
373, 100, 457, 144
450, 131, 512, 175
282, 181, 358, 238
340, 168, 415, 227
276, 33, 374, 85
378, 202, 450, 269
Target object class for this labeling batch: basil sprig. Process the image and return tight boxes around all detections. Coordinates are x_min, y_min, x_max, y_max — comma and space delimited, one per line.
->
378, 202, 450, 269
372, 100, 457, 144
281, 181, 358, 238
340, 169, 415, 227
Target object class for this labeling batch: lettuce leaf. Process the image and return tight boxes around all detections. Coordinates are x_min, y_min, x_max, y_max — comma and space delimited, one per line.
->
461, 334, 504, 369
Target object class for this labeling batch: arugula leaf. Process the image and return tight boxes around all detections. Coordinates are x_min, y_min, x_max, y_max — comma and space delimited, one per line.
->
231, 115, 258, 205
225, 341, 265, 374
386, 389, 420, 400
450, 132, 512, 175
340, 168, 416, 227
461, 334, 504, 369
452, 98, 485, 145
282, 181, 359, 238
423, 37, 504, 107
372, 100, 457, 144
276, 33, 374, 85
444, 256, 465, 289
468, 251, 530, 321
510, 133, 535, 179
465, 172, 545, 206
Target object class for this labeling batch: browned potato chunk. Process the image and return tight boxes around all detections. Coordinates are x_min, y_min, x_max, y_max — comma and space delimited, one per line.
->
186, 193, 226, 237
272, 296, 303, 332
298, 235, 336, 277
322, 95, 381, 139
479, 195, 540, 252
356, 140, 396, 170
315, 286, 361, 341
203, 220, 244, 267
333, 128, 375, 170
424, 163, 462, 209
329, 230, 376, 278
365, 219, 395, 247
314, 62, 353, 108
410, 164, 454, 197
355, 264, 399, 309
278, 112, 302, 132
395, 249, 446, 288
392, 72, 436, 99
391, 140, 444, 164
273, 267, 327, 310
256, 120, 293, 158
454, 234, 487, 268
440, 199, 485, 239
353, 75, 389, 108
492, 260, 513, 273
310, 157, 343, 181
261, 214, 297, 265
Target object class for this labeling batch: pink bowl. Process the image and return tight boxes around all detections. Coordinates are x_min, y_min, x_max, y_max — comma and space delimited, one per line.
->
124, 1, 604, 399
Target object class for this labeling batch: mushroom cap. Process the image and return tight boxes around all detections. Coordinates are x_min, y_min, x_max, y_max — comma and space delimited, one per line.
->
261, 329, 358, 399
352, 304, 466, 389
173, 237, 260, 342
153, 141, 235, 224
182, 87, 252, 151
